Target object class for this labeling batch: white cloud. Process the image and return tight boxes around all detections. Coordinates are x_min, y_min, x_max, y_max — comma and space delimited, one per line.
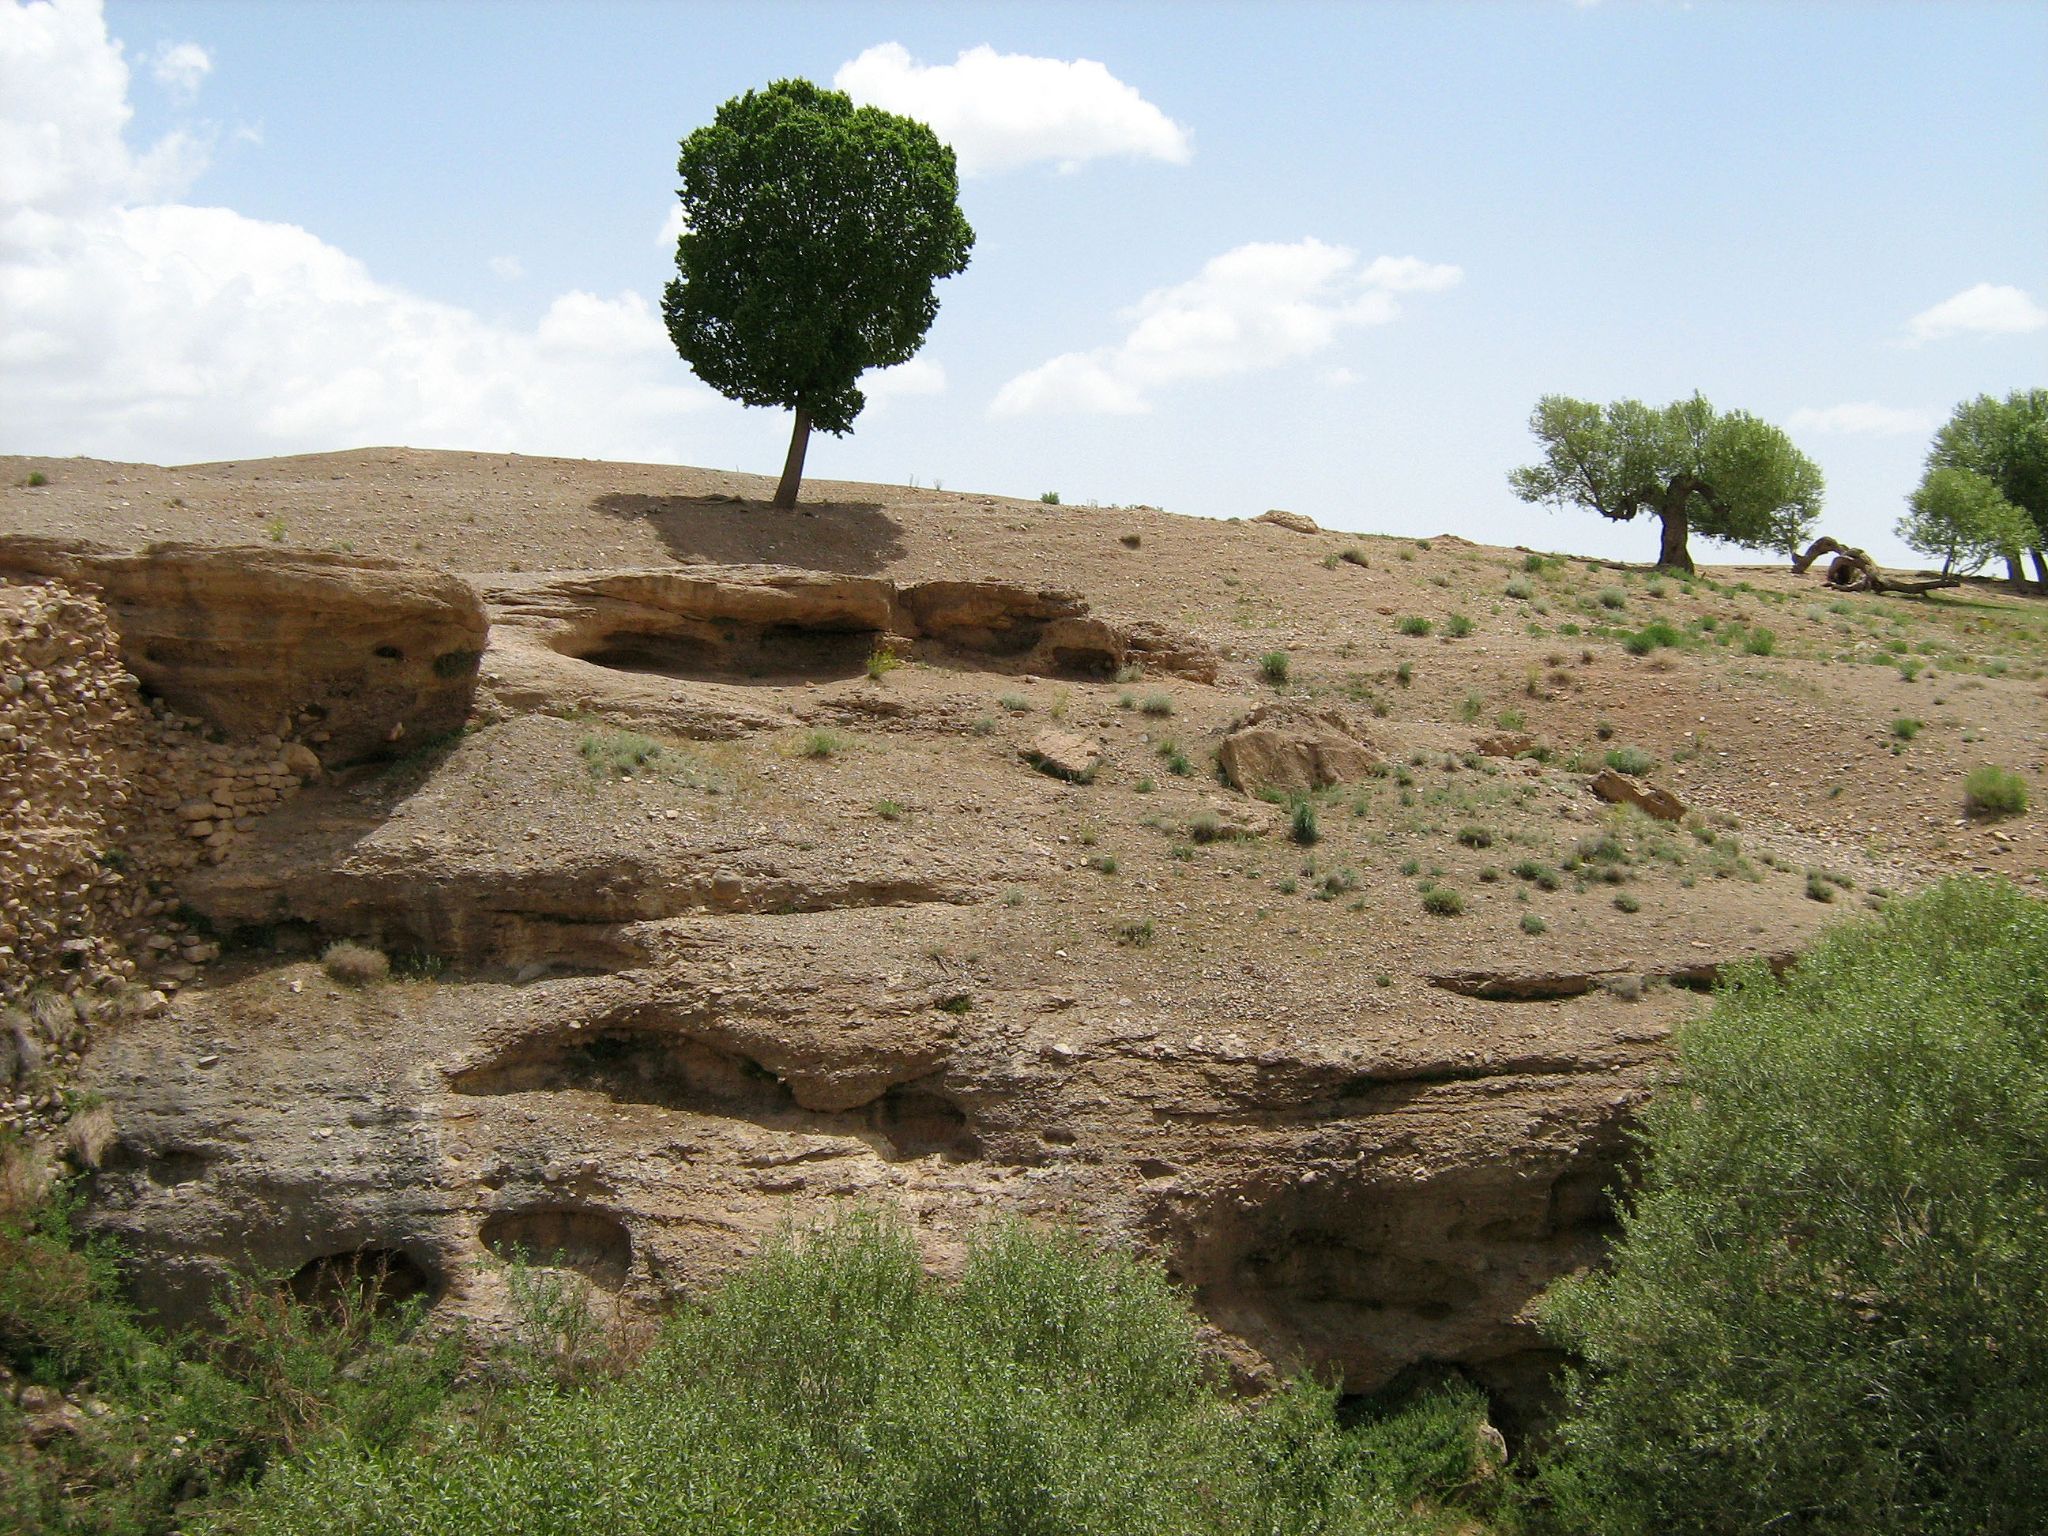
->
657, 203, 687, 247
1786, 402, 1939, 437
1906, 282, 2048, 342
1323, 366, 1360, 388
150, 40, 209, 99
488, 253, 523, 281
863, 356, 946, 405
990, 238, 1461, 416
834, 42, 1190, 175
0, 0, 717, 467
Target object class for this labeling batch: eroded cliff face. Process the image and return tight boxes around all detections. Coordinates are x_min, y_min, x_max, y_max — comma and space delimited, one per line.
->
0, 542, 1867, 1429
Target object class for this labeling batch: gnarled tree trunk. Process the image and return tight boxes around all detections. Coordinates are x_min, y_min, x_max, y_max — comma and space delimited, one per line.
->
1655, 497, 1694, 574
1791, 537, 1961, 596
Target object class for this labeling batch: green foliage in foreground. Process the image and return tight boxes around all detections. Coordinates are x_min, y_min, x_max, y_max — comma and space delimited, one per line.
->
1538, 878, 2048, 1536
1, 1172, 459, 1534
216, 1215, 1492, 1536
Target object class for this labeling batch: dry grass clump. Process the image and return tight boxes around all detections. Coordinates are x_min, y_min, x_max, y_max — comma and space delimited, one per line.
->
322, 941, 390, 988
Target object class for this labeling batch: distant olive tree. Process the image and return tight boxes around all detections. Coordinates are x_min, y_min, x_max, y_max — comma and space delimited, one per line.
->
1924, 389, 2048, 587
663, 79, 974, 509
1508, 393, 1822, 573
1896, 465, 2034, 576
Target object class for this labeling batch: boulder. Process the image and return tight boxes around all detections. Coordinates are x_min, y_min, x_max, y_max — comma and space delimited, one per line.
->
1022, 729, 1103, 783
1254, 508, 1321, 534
1217, 704, 1379, 796
1589, 768, 1686, 822
1474, 731, 1536, 758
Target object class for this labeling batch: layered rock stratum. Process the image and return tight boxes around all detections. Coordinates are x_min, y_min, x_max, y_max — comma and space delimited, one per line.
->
4, 447, 2043, 1422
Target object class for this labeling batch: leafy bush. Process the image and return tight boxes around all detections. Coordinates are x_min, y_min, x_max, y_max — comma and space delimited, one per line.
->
1260, 650, 1291, 684
1396, 615, 1433, 637
1139, 692, 1175, 717
225, 1212, 1493, 1536
1891, 716, 1922, 740
1040, 490, 1060, 504
1420, 887, 1465, 916
1742, 626, 1776, 656
579, 727, 667, 778
1539, 879, 2048, 1536
1444, 613, 1474, 638
1603, 746, 1655, 776
1964, 764, 2028, 818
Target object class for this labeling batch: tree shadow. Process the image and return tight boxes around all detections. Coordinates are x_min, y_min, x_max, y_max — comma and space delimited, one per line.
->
593, 492, 907, 575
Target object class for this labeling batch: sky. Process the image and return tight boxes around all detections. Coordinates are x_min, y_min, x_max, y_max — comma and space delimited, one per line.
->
3, 0, 2045, 566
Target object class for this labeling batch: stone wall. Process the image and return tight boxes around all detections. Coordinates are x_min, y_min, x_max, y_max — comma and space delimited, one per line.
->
0, 578, 322, 1137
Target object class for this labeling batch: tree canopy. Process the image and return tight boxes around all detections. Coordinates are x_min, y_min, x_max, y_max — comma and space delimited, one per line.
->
1925, 389, 2048, 585
1896, 465, 2034, 575
1507, 393, 1822, 573
663, 79, 974, 509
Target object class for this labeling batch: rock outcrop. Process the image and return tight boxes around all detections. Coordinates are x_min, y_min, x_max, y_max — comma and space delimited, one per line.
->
1589, 768, 1686, 822
0, 538, 487, 764
1254, 509, 1321, 534
1217, 704, 1381, 796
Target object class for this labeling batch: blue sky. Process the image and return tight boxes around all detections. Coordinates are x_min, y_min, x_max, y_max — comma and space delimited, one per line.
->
5, 0, 2045, 565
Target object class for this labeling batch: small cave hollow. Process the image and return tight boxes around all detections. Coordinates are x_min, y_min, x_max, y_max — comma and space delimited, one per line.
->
872, 1083, 979, 1161
480, 1208, 633, 1285
289, 1247, 437, 1315
449, 1027, 802, 1120
449, 1026, 982, 1162
561, 622, 881, 684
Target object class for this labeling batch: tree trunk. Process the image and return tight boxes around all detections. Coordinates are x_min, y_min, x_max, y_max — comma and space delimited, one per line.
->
1656, 499, 1694, 574
2030, 547, 2048, 591
773, 406, 812, 511
2005, 553, 2026, 587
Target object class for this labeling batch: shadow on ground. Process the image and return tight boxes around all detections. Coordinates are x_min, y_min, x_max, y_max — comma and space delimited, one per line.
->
594, 493, 906, 575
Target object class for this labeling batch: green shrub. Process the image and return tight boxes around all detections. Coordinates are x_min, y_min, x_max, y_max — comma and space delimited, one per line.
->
1115, 919, 1155, 947
1444, 613, 1474, 638
1539, 879, 2048, 1536
1396, 615, 1433, 637
1260, 650, 1291, 684
1520, 912, 1548, 935
1039, 490, 1060, 504
800, 729, 848, 759
1139, 692, 1174, 717
1505, 576, 1534, 600
874, 800, 905, 821
1891, 716, 1922, 741
1290, 799, 1320, 846
24, 471, 49, 488
579, 727, 667, 778
225, 1211, 1494, 1536
1597, 587, 1627, 610
1743, 627, 1777, 656
1340, 546, 1369, 567
866, 645, 903, 680
1420, 887, 1465, 916
1964, 764, 2028, 818
1603, 746, 1655, 777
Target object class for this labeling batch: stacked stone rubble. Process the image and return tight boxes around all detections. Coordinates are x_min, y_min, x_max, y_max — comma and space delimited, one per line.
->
0, 578, 322, 1134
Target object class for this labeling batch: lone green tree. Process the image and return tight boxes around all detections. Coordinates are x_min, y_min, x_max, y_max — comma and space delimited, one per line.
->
1508, 393, 1822, 574
1925, 389, 2048, 588
663, 80, 974, 510
1896, 465, 2034, 577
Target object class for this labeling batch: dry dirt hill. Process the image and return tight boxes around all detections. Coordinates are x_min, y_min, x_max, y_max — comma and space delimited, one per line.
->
3, 446, 2044, 1422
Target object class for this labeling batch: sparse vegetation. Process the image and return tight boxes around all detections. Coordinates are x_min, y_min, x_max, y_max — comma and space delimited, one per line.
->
1964, 764, 2029, 818
1260, 650, 1291, 684
1396, 615, 1433, 637
1139, 692, 1174, 717
1603, 746, 1655, 776
1040, 490, 1060, 504
1289, 798, 1320, 846
799, 728, 849, 759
